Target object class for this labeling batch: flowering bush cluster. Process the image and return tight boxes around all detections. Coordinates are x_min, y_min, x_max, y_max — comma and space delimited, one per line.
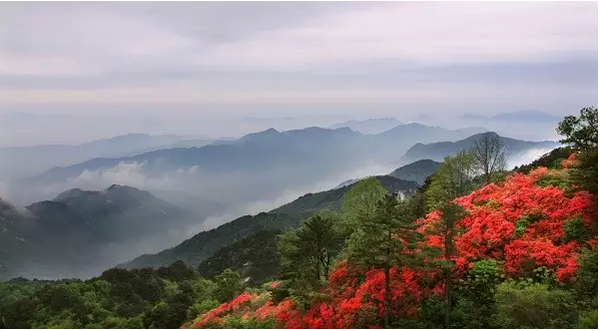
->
187, 162, 596, 328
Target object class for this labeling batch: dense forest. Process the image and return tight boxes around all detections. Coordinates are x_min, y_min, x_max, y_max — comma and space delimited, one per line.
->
0, 107, 597, 329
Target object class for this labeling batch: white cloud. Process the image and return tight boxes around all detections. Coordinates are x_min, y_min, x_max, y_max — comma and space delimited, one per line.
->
507, 147, 558, 169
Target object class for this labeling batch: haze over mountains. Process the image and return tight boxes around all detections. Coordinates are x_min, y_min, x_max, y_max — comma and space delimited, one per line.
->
8, 123, 484, 205
0, 185, 196, 280
0, 113, 564, 281
400, 132, 559, 164
0, 133, 215, 185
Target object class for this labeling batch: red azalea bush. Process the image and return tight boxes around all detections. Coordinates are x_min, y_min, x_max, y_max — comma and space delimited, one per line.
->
187, 162, 597, 328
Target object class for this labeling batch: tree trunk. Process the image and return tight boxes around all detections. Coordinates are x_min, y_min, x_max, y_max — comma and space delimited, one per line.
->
384, 266, 391, 329
444, 268, 452, 328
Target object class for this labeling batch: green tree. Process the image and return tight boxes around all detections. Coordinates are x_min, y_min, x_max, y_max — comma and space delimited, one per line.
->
435, 203, 467, 328
214, 269, 244, 303
278, 213, 345, 300
557, 106, 598, 150
494, 281, 578, 328
426, 151, 477, 210
346, 194, 425, 328
342, 177, 387, 230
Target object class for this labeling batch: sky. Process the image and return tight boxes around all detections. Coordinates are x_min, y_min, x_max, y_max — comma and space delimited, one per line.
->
0, 1, 598, 145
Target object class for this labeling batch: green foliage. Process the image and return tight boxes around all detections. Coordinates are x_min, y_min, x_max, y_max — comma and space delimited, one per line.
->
197, 230, 282, 286
426, 151, 477, 211
418, 296, 445, 328
575, 247, 598, 307
451, 259, 503, 328
346, 194, 427, 328
571, 147, 598, 197
214, 269, 245, 303
0, 262, 220, 329
494, 281, 579, 328
557, 106, 598, 150
346, 195, 424, 271
341, 177, 388, 229
577, 310, 598, 329
278, 214, 345, 302
513, 212, 546, 238
535, 170, 571, 190
563, 217, 590, 242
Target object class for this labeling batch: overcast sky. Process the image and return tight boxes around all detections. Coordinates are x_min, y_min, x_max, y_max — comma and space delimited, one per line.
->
0, 1, 597, 145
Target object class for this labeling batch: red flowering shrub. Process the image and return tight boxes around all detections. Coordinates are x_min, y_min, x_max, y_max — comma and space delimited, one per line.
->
185, 165, 597, 329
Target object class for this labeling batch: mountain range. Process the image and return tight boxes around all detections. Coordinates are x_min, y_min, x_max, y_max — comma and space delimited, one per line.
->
9, 124, 485, 205
329, 118, 404, 134
0, 133, 215, 186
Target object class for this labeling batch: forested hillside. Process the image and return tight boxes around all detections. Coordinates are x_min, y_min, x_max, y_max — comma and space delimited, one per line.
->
121, 176, 418, 270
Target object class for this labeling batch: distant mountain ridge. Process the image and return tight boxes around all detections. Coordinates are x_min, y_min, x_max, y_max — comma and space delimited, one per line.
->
12, 123, 482, 207
0, 133, 215, 188
330, 117, 403, 134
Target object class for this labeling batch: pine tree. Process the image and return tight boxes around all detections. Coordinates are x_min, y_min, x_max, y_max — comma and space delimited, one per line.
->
346, 194, 427, 328
434, 202, 468, 328
278, 213, 345, 304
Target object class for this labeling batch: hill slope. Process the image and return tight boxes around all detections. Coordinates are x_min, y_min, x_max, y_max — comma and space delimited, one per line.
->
388, 159, 441, 184
400, 132, 558, 163
121, 176, 418, 270
0, 185, 195, 280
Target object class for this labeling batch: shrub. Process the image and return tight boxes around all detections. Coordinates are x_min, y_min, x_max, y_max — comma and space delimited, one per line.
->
494, 281, 578, 328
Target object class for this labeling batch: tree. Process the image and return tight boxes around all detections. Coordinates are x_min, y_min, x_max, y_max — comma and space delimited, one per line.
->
342, 177, 387, 230
557, 106, 598, 150
213, 269, 244, 303
494, 282, 578, 328
435, 203, 467, 328
426, 151, 477, 210
471, 132, 507, 184
278, 213, 345, 300
346, 194, 425, 328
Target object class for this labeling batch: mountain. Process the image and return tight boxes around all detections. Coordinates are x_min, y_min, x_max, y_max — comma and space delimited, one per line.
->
0, 185, 196, 280
400, 132, 560, 164
330, 118, 403, 134
0, 133, 214, 185
388, 159, 441, 185
12, 124, 478, 207
197, 229, 282, 286
120, 175, 419, 271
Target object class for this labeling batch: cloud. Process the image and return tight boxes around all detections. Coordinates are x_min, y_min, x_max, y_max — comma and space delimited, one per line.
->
507, 147, 558, 169
0, 2, 596, 145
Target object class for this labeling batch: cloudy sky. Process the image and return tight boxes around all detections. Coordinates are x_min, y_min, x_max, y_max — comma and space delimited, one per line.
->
0, 1, 597, 145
